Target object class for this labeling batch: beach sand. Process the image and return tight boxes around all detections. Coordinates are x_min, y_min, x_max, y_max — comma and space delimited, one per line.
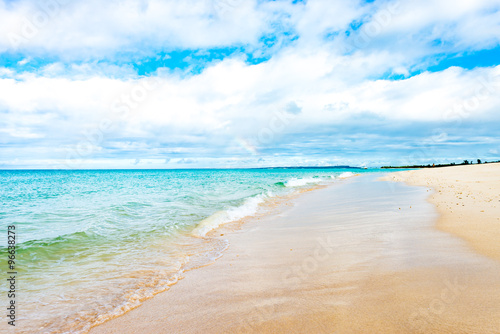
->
90, 167, 500, 334
383, 163, 500, 263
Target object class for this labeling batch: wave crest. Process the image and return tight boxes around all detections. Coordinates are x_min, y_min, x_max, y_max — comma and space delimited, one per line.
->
193, 194, 267, 237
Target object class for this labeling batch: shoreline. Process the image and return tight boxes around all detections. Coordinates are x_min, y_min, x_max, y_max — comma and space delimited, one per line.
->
382, 162, 500, 262
90, 172, 500, 333
4, 169, 367, 334
84, 176, 355, 332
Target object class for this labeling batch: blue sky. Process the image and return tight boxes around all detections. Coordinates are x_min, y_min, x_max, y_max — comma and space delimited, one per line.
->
0, 0, 499, 169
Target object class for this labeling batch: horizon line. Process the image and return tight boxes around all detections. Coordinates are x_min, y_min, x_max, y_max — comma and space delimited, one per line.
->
0, 165, 368, 171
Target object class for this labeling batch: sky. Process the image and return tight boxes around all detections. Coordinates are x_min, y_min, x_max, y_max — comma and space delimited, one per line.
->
0, 0, 499, 169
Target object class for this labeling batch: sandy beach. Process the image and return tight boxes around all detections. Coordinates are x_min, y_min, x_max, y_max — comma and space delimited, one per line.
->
384, 163, 500, 262
90, 166, 500, 334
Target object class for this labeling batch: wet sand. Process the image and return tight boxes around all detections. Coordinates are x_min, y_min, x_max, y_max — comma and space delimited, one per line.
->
91, 171, 500, 333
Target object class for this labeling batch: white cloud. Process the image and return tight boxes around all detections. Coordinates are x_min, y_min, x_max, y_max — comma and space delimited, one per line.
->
0, 67, 14, 77
0, 0, 267, 57
0, 127, 45, 138
0, 0, 499, 61
1, 57, 498, 146
17, 57, 30, 66
1, 0, 500, 168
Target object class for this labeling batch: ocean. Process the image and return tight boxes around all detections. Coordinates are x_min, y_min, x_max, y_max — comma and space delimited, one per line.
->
0, 168, 375, 333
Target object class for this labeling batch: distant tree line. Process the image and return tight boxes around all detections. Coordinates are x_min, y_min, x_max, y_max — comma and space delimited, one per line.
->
381, 159, 500, 169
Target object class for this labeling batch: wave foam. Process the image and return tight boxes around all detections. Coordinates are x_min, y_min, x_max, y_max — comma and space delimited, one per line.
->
338, 172, 355, 179
285, 177, 321, 187
193, 194, 266, 237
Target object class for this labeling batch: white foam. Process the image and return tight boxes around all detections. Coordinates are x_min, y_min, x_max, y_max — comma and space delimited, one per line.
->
193, 194, 266, 237
285, 177, 321, 187
338, 172, 355, 179
193, 173, 357, 237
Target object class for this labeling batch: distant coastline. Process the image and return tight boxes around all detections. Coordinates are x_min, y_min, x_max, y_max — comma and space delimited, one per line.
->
381, 160, 500, 169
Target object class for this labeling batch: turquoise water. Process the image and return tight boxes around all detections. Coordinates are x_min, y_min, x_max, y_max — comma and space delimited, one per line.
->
0, 168, 375, 333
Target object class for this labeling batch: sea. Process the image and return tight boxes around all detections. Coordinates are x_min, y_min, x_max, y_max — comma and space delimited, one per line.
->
0, 168, 376, 333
